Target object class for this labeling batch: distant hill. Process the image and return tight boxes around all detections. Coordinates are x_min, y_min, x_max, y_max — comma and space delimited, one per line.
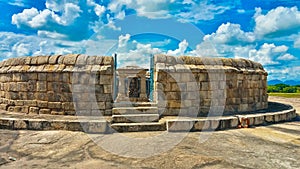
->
268, 79, 300, 86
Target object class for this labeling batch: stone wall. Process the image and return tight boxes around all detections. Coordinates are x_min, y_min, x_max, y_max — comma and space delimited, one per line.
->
154, 55, 268, 116
0, 54, 114, 116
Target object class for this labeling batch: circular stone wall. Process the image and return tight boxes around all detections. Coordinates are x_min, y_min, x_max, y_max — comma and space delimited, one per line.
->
154, 55, 268, 116
0, 54, 114, 116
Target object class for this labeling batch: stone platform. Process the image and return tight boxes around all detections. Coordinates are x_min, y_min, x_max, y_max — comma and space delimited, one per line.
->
0, 102, 297, 133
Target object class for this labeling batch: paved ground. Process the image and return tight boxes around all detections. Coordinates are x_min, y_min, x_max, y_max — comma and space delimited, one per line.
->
0, 96, 299, 169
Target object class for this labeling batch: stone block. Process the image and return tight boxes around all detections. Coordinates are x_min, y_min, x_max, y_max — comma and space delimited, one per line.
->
51, 110, 65, 115
15, 100, 24, 106
27, 80, 37, 91
76, 54, 88, 65
194, 120, 210, 131
86, 122, 107, 133
37, 56, 49, 65
14, 120, 27, 129
39, 109, 51, 114
63, 54, 79, 65
99, 75, 112, 85
209, 119, 220, 130
36, 92, 48, 101
37, 101, 48, 108
62, 102, 75, 110
24, 100, 37, 107
102, 57, 113, 65
167, 120, 194, 132
13, 106, 23, 112
200, 82, 210, 90
168, 100, 181, 108
103, 85, 112, 94
37, 73, 47, 81
30, 57, 38, 65
62, 73, 70, 83
29, 107, 39, 114
37, 81, 47, 92
105, 101, 113, 109
86, 56, 97, 65
28, 120, 43, 130
49, 55, 61, 64
18, 82, 28, 92
48, 102, 62, 109
264, 114, 274, 123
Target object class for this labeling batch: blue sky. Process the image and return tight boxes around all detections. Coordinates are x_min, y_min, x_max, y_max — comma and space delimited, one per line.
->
1, 0, 300, 81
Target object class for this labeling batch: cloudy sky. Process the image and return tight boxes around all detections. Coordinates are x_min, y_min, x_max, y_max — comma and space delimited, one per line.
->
1, 0, 300, 80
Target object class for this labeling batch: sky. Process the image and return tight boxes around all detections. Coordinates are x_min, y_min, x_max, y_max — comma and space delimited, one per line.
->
1, 0, 300, 81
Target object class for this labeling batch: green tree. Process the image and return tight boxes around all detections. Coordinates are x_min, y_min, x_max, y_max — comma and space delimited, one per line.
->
282, 86, 298, 93
275, 83, 290, 90
267, 85, 280, 93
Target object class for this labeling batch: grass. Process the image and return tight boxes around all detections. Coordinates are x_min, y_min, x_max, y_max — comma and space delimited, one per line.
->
268, 93, 300, 98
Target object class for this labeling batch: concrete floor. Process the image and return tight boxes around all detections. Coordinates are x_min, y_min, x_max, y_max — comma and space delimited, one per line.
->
0, 96, 299, 169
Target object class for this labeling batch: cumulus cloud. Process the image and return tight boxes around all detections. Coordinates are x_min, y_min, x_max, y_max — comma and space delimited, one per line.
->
176, 1, 230, 22
267, 66, 300, 81
203, 22, 255, 45
294, 35, 300, 48
0, 31, 116, 59
117, 43, 162, 68
277, 53, 297, 60
12, 3, 82, 27
11, 0, 109, 41
254, 6, 300, 37
248, 43, 294, 65
167, 40, 189, 56
108, 0, 172, 19
118, 34, 131, 48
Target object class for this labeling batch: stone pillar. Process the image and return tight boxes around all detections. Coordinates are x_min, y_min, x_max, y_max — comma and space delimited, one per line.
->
140, 75, 148, 101
116, 74, 127, 102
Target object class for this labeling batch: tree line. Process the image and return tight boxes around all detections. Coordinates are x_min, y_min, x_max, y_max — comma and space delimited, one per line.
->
267, 84, 300, 93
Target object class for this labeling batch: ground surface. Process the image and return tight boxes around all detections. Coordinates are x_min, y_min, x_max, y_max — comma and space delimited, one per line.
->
268, 93, 300, 98
0, 96, 299, 169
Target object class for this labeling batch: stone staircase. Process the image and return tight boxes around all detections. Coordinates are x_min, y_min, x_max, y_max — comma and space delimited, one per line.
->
111, 102, 165, 132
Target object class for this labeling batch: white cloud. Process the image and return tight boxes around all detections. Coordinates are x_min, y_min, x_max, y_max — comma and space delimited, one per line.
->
108, 0, 172, 19
167, 40, 188, 56
176, 1, 230, 22
12, 3, 82, 28
203, 22, 255, 45
117, 43, 162, 68
0, 31, 115, 59
267, 66, 300, 81
37, 30, 68, 39
254, 6, 300, 37
107, 0, 230, 22
118, 34, 131, 48
106, 14, 121, 31
248, 43, 294, 65
12, 42, 31, 56
237, 9, 245, 14
277, 53, 297, 60
11, 0, 110, 41
188, 41, 220, 57
294, 36, 300, 48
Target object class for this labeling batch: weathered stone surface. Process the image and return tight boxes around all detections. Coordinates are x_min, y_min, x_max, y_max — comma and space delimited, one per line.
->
29, 107, 39, 114
49, 55, 61, 64
39, 109, 51, 114
62, 54, 79, 65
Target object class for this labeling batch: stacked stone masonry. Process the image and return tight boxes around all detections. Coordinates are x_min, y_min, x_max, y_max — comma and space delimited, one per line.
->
154, 55, 268, 116
0, 54, 268, 117
0, 54, 114, 116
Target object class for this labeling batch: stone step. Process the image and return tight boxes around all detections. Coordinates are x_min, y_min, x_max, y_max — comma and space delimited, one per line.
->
113, 102, 157, 108
112, 114, 160, 123
110, 122, 166, 132
112, 107, 158, 115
